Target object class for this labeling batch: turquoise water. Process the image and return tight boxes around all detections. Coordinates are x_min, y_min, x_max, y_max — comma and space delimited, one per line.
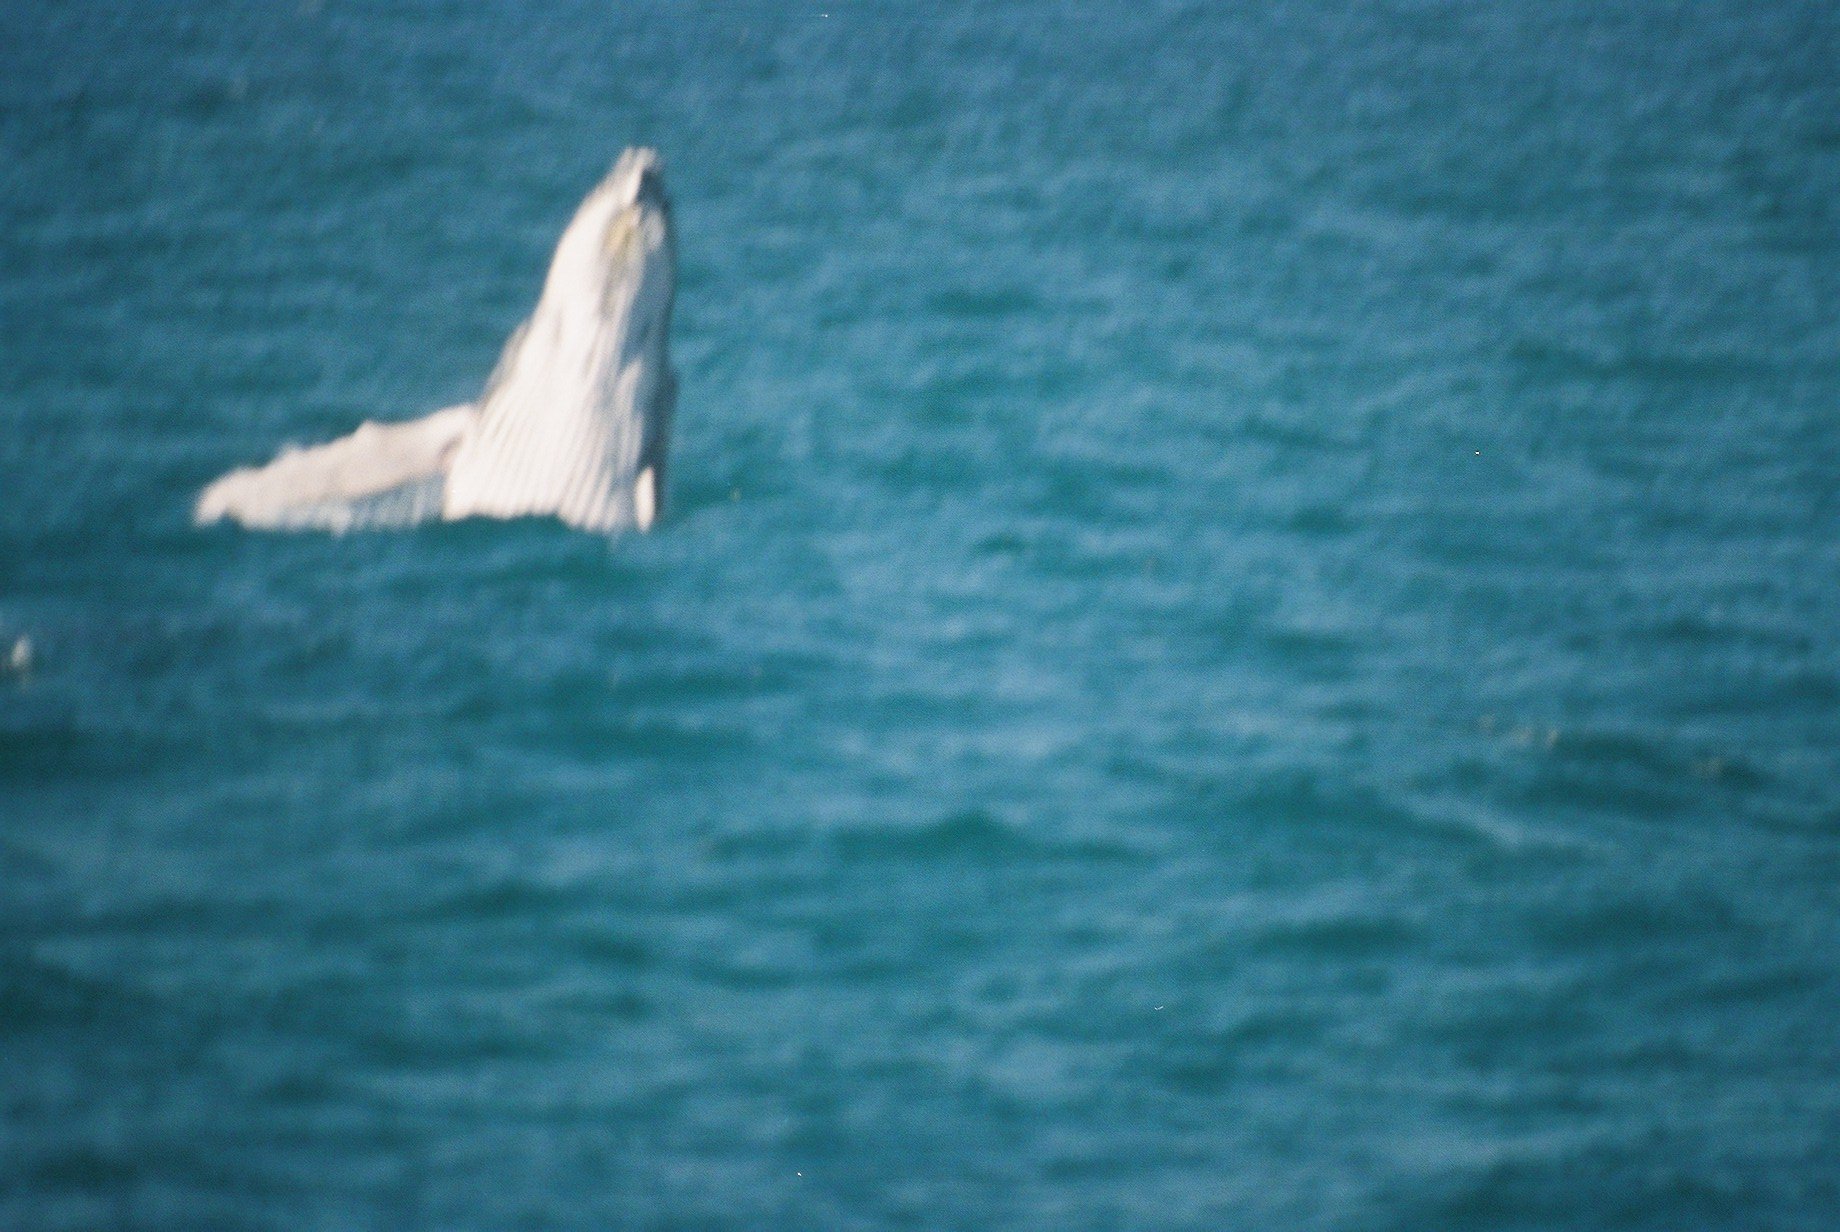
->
5, 2, 1840, 1227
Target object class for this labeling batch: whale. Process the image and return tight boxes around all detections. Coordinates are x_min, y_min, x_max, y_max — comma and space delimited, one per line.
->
196, 147, 676, 534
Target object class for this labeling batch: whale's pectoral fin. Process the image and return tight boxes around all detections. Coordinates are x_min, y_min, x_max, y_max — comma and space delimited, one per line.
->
195, 403, 478, 531
632, 366, 675, 531
633, 467, 657, 531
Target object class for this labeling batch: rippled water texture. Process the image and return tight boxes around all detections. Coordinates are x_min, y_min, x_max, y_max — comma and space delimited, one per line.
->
4, 2, 1839, 1228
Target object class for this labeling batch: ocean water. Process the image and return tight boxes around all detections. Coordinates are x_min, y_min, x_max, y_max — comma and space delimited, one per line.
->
4, 1, 1840, 1228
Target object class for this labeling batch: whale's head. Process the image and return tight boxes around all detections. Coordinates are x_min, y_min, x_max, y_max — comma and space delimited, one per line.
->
443, 147, 678, 531
540, 147, 674, 352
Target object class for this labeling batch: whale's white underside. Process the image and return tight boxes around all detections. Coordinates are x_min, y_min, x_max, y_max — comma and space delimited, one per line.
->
196, 148, 675, 534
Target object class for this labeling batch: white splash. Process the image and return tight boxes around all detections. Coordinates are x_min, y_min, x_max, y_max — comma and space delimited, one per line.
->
196, 148, 676, 534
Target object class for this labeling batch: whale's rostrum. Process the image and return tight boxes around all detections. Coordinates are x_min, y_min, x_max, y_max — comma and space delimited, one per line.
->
195, 147, 676, 534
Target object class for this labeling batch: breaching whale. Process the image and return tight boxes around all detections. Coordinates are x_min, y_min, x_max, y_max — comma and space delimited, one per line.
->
196, 147, 676, 534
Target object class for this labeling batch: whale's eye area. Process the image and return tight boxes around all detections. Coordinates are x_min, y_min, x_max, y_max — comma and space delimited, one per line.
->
634, 165, 663, 207
603, 209, 638, 260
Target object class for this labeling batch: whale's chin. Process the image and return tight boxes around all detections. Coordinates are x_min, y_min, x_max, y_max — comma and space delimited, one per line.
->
195, 147, 676, 535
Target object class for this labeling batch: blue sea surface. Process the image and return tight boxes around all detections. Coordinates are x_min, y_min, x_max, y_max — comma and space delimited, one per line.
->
4, 1, 1840, 1228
